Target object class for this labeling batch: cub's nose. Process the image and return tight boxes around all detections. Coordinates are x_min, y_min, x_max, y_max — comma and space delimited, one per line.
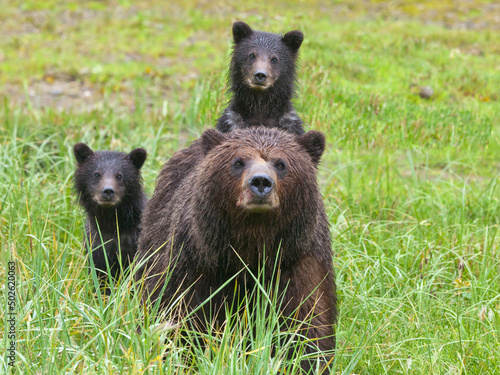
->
102, 187, 115, 200
253, 70, 267, 83
249, 174, 274, 197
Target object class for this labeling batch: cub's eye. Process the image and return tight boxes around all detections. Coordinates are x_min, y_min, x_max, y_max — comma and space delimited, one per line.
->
276, 161, 286, 171
94, 172, 100, 178
116, 174, 123, 180
249, 53, 255, 59
233, 159, 245, 168
271, 57, 278, 64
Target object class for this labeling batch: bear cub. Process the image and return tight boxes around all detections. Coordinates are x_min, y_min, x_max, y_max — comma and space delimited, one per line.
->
216, 21, 306, 135
73, 143, 147, 285
137, 128, 336, 371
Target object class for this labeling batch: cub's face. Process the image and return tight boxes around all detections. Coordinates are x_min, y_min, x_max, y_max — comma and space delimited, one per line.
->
73, 143, 147, 208
231, 21, 304, 91
198, 128, 325, 215
83, 157, 128, 207
234, 36, 285, 91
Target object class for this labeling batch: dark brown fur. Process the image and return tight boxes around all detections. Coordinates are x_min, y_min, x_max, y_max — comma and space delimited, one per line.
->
73, 143, 147, 285
137, 128, 336, 371
216, 21, 305, 134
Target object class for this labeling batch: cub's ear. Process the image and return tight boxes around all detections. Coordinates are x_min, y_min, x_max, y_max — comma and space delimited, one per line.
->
233, 21, 254, 44
73, 143, 94, 164
128, 148, 147, 170
282, 30, 304, 53
296, 131, 325, 167
200, 129, 226, 155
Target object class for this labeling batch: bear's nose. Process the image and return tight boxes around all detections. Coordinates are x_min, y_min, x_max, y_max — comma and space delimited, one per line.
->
253, 70, 267, 83
249, 174, 274, 197
102, 187, 115, 199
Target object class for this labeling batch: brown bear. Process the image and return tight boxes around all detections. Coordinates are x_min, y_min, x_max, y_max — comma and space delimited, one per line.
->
136, 127, 336, 371
73, 143, 147, 287
216, 21, 305, 134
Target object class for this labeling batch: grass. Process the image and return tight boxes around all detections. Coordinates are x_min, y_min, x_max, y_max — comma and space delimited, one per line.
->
1, 0, 500, 373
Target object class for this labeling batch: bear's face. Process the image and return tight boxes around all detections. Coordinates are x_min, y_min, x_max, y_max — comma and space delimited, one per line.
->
232, 147, 282, 212
198, 128, 324, 217
73, 143, 147, 209
231, 21, 304, 91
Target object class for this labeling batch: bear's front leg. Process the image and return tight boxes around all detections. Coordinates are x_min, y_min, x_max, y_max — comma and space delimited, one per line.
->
278, 109, 305, 135
216, 109, 246, 132
279, 254, 337, 373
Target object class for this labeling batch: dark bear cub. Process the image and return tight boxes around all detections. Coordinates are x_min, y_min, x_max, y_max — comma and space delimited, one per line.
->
216, 21, 305, 135
73, 143, 147, 285
137, 128, 336, 372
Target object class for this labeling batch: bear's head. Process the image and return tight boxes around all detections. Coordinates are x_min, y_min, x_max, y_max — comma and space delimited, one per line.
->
73, 143, 147, 209
231, 21, 304, 92
197, 127, 324, 219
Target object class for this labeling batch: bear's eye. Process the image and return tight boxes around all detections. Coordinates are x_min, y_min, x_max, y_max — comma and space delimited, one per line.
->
275, 161, 286, 171
116, 173, 123, 180
94, 172, 100, 178
271, 57, 278, 64
249, 53, 255, 59
233, 159, 245, 168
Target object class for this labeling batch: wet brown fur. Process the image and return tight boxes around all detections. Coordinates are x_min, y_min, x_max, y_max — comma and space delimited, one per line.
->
73, 143, 147, 284
216, 21, 305, 134
137, 127, 336, 371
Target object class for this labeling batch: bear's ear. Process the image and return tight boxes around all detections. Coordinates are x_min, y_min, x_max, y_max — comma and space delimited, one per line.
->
296, 131, 325, 166
200, 129, 227, 155
128, 148, 147, 170
282, 30, 304, 53
73, 143, 94, 164
233, 21, 254, 44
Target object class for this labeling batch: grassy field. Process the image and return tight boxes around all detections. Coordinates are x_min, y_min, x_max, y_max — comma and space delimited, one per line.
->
1, 0, 500, 373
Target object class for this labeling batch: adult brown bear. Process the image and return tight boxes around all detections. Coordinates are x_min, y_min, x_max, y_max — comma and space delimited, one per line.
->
137, 127, 336, 372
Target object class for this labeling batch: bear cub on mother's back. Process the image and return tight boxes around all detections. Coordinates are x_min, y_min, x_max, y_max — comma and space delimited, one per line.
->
216, 21, 305, 134
73, 143, 147, 285
137, 127, 336, 372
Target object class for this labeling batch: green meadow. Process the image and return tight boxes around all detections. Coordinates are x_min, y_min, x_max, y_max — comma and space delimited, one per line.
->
1, 0, 499, 373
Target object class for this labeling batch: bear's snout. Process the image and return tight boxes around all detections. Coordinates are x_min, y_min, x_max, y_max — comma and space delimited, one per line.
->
237, 162, 279, 212
93, 176, 123, 207
102, 186, 115, 200
249, 174, 273, 197
246, 57, 277, 90
253, 70, 268, 83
